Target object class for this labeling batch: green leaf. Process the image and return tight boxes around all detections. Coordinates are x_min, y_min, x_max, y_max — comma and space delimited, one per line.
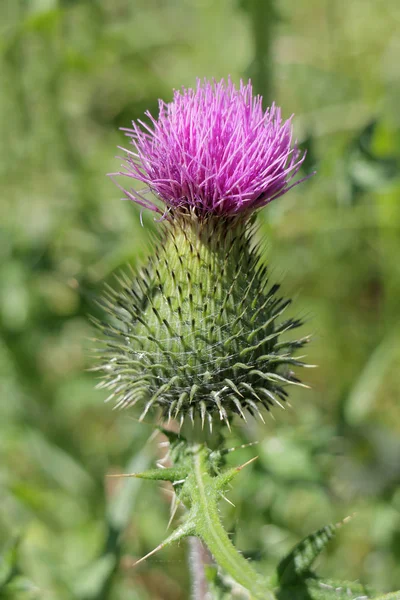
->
0, 538, 19, 589
1, 576, 41, 599
277, 522, 342, 585
278, 578, 371, 600
0, 539, 40, 599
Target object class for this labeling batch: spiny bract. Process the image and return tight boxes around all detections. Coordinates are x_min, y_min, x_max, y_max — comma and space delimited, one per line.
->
94, 214, 309, 427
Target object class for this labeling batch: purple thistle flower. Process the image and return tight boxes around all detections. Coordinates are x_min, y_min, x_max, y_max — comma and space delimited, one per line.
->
112, 78, 309, 216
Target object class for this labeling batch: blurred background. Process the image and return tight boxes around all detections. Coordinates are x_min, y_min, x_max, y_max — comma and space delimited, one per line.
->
1, 0, 400, 598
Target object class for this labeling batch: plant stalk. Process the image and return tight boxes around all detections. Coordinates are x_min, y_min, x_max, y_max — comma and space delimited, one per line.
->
190, 447, 274, 600
188, 536, 212, 600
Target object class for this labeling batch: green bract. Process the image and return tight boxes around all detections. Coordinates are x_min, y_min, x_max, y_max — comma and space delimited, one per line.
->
94, 212, 309, 427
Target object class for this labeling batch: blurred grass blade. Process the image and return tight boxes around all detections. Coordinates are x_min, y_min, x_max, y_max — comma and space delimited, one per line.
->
345, 328, 400, 425
73, 447, 151, 599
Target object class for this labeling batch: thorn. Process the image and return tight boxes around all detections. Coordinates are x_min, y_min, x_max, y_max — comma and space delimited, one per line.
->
219, 492, 235, 507
131, 521, 195, 566
236, 455, 259, 472
298, 382, 311, 389
224, 378, 243, 397
222, 441, 259, 455
107, 472, 139, 478
200, 401, 206, 430
336, 513, 356, 528
132, 542, 166, 567
167, 400, 177, 421
139, 399, 155, 421
190, 384, 199, 403
146, 429, 161, 445
174, 392, 188, 419
230, 396, 247, 421
216, 455, 259, 488
167, 496, 181, 530
274, 398, 285, 410
157, 453, 171, 466
246, 399, 265, 424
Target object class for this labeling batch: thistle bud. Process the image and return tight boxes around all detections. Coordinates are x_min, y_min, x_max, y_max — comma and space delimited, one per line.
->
95, 78, 312, 428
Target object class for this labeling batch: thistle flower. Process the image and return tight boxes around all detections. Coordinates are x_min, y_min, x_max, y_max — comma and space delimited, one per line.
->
95, 79, 312, 428
113, 78, 307, 217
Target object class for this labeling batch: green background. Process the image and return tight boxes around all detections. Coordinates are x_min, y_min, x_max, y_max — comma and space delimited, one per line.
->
1, 1, 400, 598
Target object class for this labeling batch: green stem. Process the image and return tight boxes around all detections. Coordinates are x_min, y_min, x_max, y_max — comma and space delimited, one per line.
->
190, 447, 274, 600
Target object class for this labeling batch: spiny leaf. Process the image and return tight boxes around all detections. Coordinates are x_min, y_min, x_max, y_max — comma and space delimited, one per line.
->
277, 577, 371, 600
108, 467, 186, 483
277, 519, 351, 585
216, 456, 259, 488
132, 519, 196, 567
306, 577, 372, 600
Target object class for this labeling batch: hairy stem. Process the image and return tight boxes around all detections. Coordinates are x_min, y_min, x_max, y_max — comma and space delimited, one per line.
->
190, 447, 274, 600
188, 536, 212, 600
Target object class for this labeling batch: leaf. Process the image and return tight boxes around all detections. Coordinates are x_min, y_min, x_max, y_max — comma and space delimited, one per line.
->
1, 576, 41, 599
278, 577, 372, 600
309, 578, 372, 599
275, 521, 381, 599
0, 538, 19, 589
0, 539, 40, 599
343, 120, 398, 204
277, 522, 343, 585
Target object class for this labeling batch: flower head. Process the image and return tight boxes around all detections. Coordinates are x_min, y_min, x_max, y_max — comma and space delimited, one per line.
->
95, 79, 312, 429
114, 78, 307, 217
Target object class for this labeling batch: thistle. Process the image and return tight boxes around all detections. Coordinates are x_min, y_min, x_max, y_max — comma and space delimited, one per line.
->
94, 79, 400, 600
95, 78, 311, 429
